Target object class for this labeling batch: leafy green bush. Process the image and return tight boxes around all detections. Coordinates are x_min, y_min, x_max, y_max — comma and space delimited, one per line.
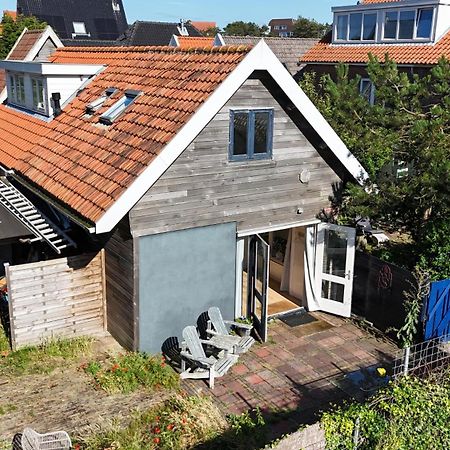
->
322, 373, 450, 450
82, 352, 179, 394
0, 336, 93, 376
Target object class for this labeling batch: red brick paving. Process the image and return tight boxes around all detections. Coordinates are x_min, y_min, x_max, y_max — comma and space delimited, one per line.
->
183, 312, 398, 429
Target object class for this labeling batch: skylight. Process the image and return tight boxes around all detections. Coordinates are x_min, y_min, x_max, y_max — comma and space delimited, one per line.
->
99, 89, 141, 125
86, 87, 118, 114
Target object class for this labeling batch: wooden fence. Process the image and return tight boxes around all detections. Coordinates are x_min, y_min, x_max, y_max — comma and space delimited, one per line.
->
5, 251, 106, 350
352, 251, 414, 333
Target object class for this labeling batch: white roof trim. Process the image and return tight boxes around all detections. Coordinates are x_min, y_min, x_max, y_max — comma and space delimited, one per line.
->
93, 40, 369, 234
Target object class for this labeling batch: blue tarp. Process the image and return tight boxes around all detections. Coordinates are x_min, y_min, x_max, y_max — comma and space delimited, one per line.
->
423, 279, 450, 340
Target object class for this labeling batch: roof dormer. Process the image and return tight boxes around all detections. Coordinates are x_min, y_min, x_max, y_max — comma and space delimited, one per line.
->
0, 61, 104, 119
331, 0, 449, 45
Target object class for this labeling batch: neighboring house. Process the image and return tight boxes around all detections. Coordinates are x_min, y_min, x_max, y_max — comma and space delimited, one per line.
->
0, 26, 63, 102
0, 10, 17, 33
17, 0, 128, 41
269, 18, 296, 37
301, 0, 450, 98
117, 20, 203, 46
214, 34, 318, 79
0, 41, 367, 353
190, 21, 217, 33
169, 35, 214, 48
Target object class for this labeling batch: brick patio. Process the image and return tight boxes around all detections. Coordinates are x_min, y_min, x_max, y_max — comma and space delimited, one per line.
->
183, 312, 398, 431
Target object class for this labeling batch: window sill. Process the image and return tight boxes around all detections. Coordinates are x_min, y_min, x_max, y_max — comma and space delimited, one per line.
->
227, 158, 276, 168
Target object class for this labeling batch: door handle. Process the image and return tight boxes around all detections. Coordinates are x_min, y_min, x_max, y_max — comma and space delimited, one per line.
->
346, 270, 352, 280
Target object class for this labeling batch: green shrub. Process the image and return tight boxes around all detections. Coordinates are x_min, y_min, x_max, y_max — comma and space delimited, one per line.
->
82, 352, 179, 394
322, 373, 450, 450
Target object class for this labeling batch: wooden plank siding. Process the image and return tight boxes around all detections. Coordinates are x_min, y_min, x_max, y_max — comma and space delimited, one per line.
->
6, 252, 105, 350
104, 219, 135, 350
130, 78, 341, 236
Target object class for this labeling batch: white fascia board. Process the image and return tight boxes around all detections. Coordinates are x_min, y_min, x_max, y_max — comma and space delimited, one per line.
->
95, 40, 368, 234
0, 60, 104, 75
27, 26, 64, 61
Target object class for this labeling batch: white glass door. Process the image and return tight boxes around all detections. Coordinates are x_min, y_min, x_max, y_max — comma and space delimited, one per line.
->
315, 224, 355, 317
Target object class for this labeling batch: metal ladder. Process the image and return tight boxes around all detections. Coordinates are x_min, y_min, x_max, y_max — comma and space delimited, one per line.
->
0, 178, 76, 254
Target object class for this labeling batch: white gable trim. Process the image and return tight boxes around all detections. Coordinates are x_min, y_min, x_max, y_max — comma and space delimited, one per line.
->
95, 41, 369, 234
27, 26, 64, 61
5, 27, 28, 60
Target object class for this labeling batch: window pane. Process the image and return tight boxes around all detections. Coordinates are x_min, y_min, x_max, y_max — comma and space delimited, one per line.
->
32, 79, 44, 110
399, 10, 415, 39
322, 229, 348, 277
253, 111, 270, 154
349, 13, 362, 40
73, 22, 87, 34
363, 13, 377, 40
17, 76, 25, 104
384, 11, 398, 39
416, 8, 433, 38
322, 280, 345, 303
336, 15, 348, 40
232, 112, 248, 156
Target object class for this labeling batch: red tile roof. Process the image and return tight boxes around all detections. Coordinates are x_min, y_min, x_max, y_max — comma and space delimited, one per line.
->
301, 30, 450, 65
191, 21, 216, 33
8, 29, 44, 60
0, 46, 249, 224
176, 36, 214, 49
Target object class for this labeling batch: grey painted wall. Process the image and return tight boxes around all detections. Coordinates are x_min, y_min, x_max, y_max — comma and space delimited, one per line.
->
138, 222, 236, 354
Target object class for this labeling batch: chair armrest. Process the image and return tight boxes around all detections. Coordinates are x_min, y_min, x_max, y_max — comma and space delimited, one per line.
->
180, 351, 215, 368
206, 329, 219, 336
224, 320, 253, 330
199, 338, 230, 352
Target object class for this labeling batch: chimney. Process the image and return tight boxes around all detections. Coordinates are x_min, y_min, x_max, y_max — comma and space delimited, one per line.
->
52, 92, 62, 117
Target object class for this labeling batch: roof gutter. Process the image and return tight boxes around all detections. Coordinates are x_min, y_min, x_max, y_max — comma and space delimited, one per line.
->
8, 173, 96, 233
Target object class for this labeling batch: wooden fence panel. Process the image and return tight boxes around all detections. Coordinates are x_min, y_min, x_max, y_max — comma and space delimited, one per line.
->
352, 251, 414, 333
5, 251, 106, 350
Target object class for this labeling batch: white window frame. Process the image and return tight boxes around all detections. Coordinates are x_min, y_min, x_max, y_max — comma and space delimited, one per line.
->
8, 73, 26, 107
335, 11, 377, 42
359, 78, 375, 106
31, 77, 47, 113
72, 21, 90, 38
382, 7, 435, 42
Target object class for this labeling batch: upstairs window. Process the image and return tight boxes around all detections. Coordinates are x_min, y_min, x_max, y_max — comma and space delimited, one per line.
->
99, 90, 141, 125
336, 12, 377, 42
383, 8, 434, 40
31, 78, 45, 112
416, 8, 433, 39
9, 74, 25, 106
229, 109, 274, 161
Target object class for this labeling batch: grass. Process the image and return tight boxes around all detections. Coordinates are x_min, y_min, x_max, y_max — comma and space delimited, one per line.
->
0, 325, 93, 377
75, 394, 227, 450
0, 324, 9, 353
0, 403, 16, 416
82, 352, 179, 394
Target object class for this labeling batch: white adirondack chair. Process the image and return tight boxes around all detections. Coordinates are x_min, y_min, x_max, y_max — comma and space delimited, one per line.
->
180, 325, 237, 389
207, 307, 255, 354
21, 428, 71, 450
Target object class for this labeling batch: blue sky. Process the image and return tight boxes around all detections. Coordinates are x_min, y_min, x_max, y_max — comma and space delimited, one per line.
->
4, 0, 352, 27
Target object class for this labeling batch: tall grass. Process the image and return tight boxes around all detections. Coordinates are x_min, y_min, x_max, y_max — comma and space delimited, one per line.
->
0, 335, 93, 376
